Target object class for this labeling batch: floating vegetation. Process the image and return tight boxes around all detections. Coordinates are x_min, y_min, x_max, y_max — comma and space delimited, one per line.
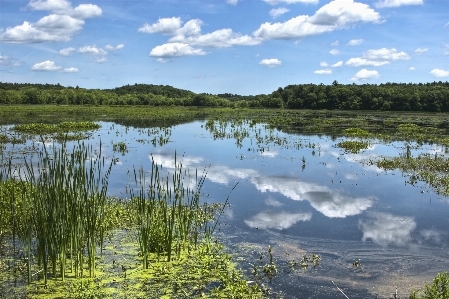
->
13, 121, 100, 134
336, 140, 371, 154
113, 141, 128, 155
376, 153, 449, 195
342, 127, 373, 138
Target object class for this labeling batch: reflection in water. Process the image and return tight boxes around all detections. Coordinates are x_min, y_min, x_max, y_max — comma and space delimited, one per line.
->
150, 152, 376, 219
358, 212, 416, 246
253, 176, 375, 218
265, 196, 283, 207
244, 211, 312, 229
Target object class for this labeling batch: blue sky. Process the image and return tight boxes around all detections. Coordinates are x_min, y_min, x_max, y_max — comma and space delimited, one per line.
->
0, 0, 448, 95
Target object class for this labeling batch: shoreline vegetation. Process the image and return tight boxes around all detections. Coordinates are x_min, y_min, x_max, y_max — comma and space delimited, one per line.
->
1, 98, 449, 297
1, 81, 449, 112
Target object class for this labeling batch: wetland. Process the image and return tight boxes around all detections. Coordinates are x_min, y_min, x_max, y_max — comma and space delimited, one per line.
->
1, 106, 449, 298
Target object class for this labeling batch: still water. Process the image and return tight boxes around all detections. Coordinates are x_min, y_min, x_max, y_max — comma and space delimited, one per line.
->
3, 119, 449, 298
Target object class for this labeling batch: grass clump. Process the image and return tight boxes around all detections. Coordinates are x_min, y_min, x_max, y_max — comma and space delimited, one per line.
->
336, 140, 371, 154
112, 141, 128, 155
342, 127, 373, 138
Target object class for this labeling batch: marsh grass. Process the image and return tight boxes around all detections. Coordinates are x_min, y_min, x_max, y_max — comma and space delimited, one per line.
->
336, 140, 371, 154
131, 153, 215, 268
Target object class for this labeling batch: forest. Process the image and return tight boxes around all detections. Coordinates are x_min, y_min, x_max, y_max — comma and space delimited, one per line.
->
1, 81, 449, 112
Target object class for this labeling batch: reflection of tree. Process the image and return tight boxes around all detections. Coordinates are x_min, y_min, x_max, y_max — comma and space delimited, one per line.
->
358, 212, 416, 246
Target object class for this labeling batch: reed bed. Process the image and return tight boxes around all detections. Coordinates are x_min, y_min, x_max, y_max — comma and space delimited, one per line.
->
131, 153, 215, 269
0, 139, 112, 286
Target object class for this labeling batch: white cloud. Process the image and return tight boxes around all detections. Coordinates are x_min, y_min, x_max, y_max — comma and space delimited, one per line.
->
254, 0, 381, 40
141, 18, 261, 53
259, 58, 282, 67
78, 45, 107, 55
320, 61, 329, 67
63, 67, 79, 72
264, 0, 318, 4
71, 4, 102, 19
0, 0, 101, 43
227, 0, 238, 5
347, 39, 364, 46
105, 44, 124, 51
329, 49, 340, 55
331, 61, 343, 67
346, 48, 410, 67
409, 66, 415, 71
0, 53, 13, 65
346, 57, 389, 67
245, 211, 312, 230
150, 43, 206, 58
430, 69, 449, 78
359, 212, 416, 246
270, 7, 290, 18
31, 60, 62, 71
314, 69, 332, 74
331, 40, 339, 46
169, 28, 262, 48
414, 48, 428, 55
351, 69, 380, 81
59, 47, 75, 56
138, 17, 182, 34
375, 0, 423, 8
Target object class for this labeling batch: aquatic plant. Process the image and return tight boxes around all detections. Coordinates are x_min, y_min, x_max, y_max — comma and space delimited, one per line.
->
336, 140, 371, 154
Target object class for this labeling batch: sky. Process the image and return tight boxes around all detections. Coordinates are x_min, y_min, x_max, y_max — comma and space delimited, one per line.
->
0, 0, 448, 95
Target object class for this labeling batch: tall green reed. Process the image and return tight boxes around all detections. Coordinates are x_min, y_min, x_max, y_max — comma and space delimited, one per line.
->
132, 153, 211, 269
21, 139, 112, 284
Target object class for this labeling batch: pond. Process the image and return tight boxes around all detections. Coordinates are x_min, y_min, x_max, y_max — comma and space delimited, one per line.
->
2, 118, 449, 298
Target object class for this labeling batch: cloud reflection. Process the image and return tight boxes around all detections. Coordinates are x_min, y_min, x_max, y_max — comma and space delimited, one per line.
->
245, 211, 312, 230
358, 212, 416, 246
150, 153, 375, 219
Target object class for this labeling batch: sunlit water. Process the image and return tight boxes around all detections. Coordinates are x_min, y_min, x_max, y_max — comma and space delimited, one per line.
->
2, 120, 449, 298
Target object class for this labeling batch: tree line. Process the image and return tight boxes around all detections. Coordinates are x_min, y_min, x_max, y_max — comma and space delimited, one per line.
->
1, 81, 449, 112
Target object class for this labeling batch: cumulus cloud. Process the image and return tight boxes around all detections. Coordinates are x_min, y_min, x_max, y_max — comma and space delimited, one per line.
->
329, 49, 340, 55
409, 66, 415, 71
150, 43, 206, 58
348, 39, 363, 46
375, 0, 423, 8
331, 61, 343, 67
264, 0, 319, 4
78, 45, 107, 55
430, 69, 449, 78
270, 7, 290, 18
0, 0, 101, 43
259, 58, 282, 67
59, 47, 75, 56
105, 44, 124, 51
31, 60, 62, 71
245, 211, 312, 230
254, 0, 381, 40
227, 0, 238, 5
351, 69, 380, 81
359, 212, 416, 246
346, 48, 410, 67
331, 40, 339, 46
320, 61, 329, 67
141, 17, 261, 58
138, 17, 183, 34
314, 69, 332, 74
